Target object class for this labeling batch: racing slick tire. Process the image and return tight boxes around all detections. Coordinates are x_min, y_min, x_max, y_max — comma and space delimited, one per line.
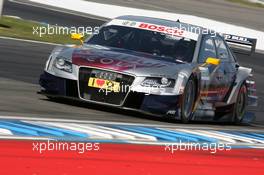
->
180, 77, 196, 123
232, 83, 248, 124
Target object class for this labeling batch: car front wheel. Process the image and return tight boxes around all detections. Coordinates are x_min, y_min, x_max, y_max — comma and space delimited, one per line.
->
180, 78, 196, 123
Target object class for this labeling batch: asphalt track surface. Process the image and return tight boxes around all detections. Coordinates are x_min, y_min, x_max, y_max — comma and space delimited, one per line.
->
3, 0, 106, 27
0, 0, 263, 129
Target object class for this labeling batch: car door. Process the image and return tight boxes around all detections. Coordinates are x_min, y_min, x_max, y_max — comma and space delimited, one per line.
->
214, 36, 237, 102
198, 35, 224, 103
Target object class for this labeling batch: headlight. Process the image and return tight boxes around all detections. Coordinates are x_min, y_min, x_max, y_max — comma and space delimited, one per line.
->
161, 77, 169, 85
141, 77, 175, 88
54, 56, 72, 73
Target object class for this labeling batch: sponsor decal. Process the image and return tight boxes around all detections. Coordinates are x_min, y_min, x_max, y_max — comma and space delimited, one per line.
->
106, 19, 199, 41
88, 77, 120, 92
72, 49, 169, 71
166, 110, 176, 115
199, 67, 210, 81
138, 23, 184, 37
224, 34, 252, 44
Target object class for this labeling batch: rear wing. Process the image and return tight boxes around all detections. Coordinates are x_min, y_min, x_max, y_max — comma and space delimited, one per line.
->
223, 34, 257, 55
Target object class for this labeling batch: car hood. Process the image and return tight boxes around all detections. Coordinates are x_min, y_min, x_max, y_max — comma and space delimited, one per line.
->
60, 44, 191, 77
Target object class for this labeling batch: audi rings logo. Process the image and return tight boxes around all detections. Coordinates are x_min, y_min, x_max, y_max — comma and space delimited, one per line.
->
94, 71, 119, 81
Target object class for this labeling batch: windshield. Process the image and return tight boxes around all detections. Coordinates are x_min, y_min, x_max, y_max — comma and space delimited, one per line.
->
86, 25, 197, 62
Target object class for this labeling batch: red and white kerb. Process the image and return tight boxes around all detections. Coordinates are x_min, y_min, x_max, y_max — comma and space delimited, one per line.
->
106, 19, 199, 41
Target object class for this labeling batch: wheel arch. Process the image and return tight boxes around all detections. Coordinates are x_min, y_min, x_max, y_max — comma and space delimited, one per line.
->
178, 70, 201, 109
226, 66, 252, 105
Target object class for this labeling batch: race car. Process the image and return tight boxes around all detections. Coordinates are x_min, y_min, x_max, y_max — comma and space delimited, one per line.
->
39, 15, 257, 123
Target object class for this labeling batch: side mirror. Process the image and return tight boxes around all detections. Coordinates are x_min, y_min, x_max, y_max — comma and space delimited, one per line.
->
71, 33, 84, 44
205, 57, 221, 66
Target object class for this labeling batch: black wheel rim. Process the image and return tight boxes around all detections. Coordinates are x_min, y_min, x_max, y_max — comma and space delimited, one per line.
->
236, 87, 246, 121
183, 80, 195, 118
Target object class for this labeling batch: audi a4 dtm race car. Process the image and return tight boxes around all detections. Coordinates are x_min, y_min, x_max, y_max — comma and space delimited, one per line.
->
39, 15, 257, 123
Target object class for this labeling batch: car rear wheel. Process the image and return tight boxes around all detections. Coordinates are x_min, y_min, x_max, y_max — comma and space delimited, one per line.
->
180, 78, 196, 123
232, 84, 247, 124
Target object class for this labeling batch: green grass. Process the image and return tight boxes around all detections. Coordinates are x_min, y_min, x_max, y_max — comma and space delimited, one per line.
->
0, 16, 86, 44
226, 0, 264, 8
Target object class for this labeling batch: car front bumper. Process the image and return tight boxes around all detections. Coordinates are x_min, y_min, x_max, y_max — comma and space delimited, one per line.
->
39, 71, 181, 117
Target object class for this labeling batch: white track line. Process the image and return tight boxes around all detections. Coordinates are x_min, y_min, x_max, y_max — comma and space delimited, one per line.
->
71, 124, 137, 140
0, 128, 13, 135
208, 131, 257, 144
79, 124, 157, 141
23, 120, 158, 141
175, 129, 237, 144
0, 115, 256, 132
27, 121, 113, 139
0, 136, 53, 140
214, 131, 264, 144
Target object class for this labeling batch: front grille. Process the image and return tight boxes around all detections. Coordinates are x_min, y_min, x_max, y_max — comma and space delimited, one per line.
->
78, 67, 134, 105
